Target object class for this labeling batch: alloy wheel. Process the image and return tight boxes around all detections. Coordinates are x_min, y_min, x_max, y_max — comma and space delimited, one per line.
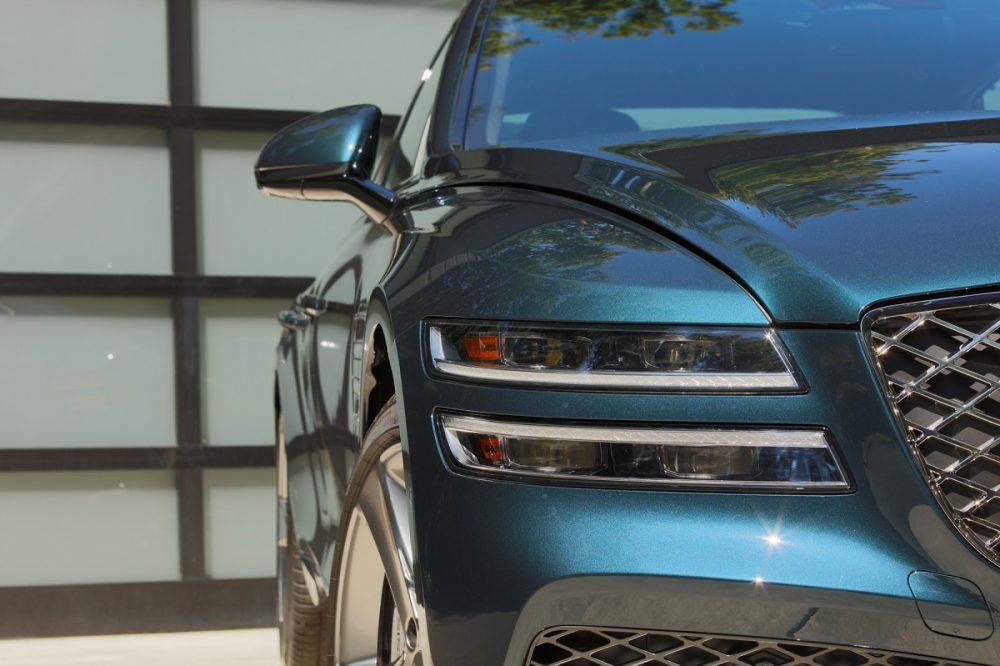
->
333, 441, 423, 666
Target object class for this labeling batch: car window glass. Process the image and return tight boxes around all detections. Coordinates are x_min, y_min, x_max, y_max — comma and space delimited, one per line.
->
467, 0, 1000, 147
383, 35, 450, 189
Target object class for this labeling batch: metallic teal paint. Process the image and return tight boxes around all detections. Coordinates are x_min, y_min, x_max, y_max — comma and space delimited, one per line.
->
256, 104, 381, 181
389, 325, 1000, 665
711, 140, 1000, 323
389, 188, 768, 326
420, 125, 1000, 324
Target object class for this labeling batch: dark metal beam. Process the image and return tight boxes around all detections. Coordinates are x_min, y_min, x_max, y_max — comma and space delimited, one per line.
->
0, 445, 275, 472
176, 467, 207, 580
0, 99, 170, 127
0, 578, 276, 638
167, 3, 208, 579
0, 97, 400, 133
169, 129, 198, 275
167, 0, 195, 108
0, 273, 312, 298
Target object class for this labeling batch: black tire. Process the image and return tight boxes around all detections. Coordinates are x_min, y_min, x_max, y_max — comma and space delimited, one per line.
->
278, 409, 323, 666
320, 396, 402, 666
281, 519, 324, 666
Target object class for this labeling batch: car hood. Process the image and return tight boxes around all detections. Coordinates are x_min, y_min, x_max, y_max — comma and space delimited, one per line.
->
435, 119, 1000, 324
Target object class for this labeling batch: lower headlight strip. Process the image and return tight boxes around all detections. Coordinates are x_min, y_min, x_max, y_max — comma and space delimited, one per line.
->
439, 414, 849, 491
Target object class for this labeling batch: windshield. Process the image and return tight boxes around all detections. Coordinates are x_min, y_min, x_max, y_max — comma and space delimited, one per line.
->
466, 0, 1000, 147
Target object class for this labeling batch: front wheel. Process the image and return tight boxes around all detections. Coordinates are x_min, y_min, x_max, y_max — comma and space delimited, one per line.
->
323, 397, 425, 666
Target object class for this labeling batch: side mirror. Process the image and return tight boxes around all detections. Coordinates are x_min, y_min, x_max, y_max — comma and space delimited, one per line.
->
254, 104, 395, 221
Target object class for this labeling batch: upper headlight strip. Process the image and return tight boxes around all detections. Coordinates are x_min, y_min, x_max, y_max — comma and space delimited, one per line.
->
427, 320, 801, 391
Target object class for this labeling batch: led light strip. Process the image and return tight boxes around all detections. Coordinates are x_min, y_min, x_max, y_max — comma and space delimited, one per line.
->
433, 360, 799, 389
442, 415, 829, 448
439, 414, 849, 490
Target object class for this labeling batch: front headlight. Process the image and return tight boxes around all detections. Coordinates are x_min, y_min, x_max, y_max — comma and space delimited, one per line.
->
440, 415, 849, 491
427, 320, 801, 391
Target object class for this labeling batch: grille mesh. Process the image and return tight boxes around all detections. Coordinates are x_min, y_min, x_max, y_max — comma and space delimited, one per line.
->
867, 300, 1000, 565
526, 626, 981, 666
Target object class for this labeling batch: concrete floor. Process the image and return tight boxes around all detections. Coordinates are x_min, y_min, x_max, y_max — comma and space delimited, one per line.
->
0, 628, 280, 666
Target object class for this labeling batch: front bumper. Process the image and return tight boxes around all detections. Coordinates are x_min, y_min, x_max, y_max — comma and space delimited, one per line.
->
395, 327, 1000, 665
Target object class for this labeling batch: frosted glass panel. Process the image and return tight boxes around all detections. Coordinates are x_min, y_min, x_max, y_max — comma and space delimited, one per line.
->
204, 468, 277, 579
0, 297, 176, 448
197, 131, 361, 276
195, 0, 458, 114
202, 299, 286, 445
0, 0, 167, 104
0, 471, 179, 585
0, 124, 172, 274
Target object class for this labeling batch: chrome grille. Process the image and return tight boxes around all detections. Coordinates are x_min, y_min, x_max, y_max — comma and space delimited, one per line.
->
867, 299, 1000, 566
526, 626, 981, 666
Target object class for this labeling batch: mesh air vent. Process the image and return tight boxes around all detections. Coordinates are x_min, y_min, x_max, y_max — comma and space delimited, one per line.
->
867, 300, 1000, 565
526, 627, 982, 666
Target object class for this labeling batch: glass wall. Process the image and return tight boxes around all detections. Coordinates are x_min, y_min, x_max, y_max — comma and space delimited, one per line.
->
0, 0, 461, 636
0, 471, 180, 586
0, 0, 168, 104
195, 0, 457, 113
200, 299, 287, 445
203, 468, 276, 579
0, 125, 172, 274
0, 297, 176, 448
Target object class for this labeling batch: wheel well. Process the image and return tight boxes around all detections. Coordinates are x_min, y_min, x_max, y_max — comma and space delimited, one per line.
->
365, 326, 396, 431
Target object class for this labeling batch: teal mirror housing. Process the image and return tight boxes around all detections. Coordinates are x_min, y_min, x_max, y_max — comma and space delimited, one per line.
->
254, 104, 395, 220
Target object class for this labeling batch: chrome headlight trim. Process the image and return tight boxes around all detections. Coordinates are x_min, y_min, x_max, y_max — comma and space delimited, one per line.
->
431, 361, 798, 389
426, 320, 802, 392
439, 413, 850, 491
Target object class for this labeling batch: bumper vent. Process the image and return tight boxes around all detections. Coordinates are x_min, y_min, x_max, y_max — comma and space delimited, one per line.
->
867, 299, 1000, 566
527, 626, 980, 666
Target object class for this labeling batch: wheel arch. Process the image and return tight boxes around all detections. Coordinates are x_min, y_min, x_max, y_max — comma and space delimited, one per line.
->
360, 289, 404, 444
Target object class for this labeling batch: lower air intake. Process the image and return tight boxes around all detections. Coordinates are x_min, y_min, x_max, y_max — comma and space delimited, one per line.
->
526, 627, 981, 666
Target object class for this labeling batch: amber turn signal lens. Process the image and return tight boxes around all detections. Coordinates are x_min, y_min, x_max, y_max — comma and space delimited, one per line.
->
463, 333, 500, 362
474, 435, 504, 463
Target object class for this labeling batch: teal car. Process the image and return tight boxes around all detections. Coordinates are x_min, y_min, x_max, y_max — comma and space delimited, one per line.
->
258, 1, 1000, 664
